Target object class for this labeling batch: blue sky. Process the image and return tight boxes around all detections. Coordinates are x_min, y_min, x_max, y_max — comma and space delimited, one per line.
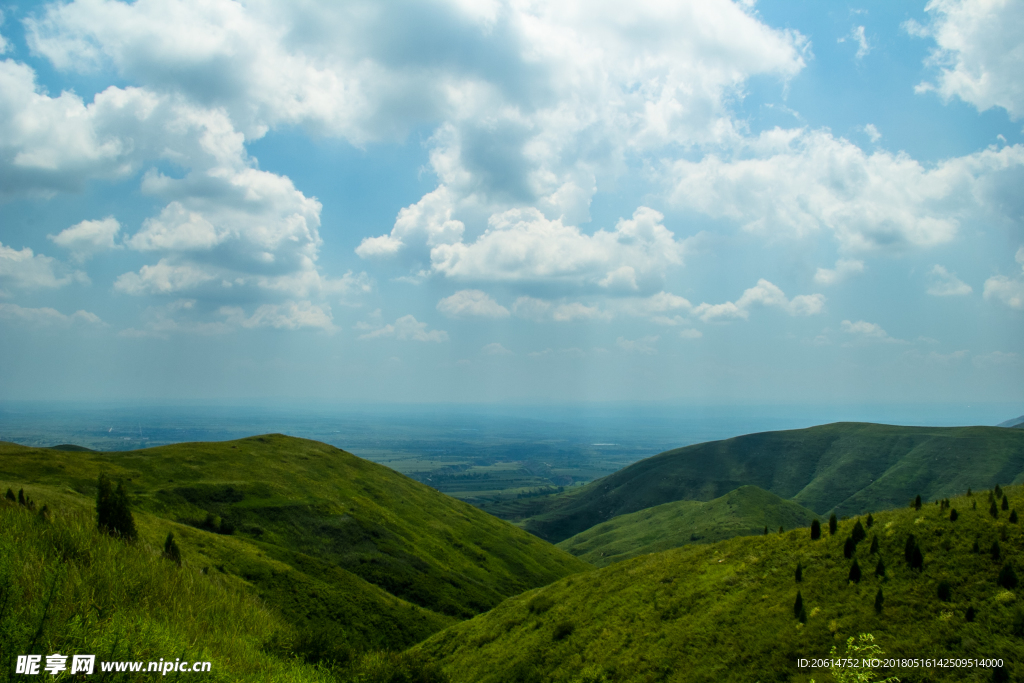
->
0, 0, 1021, 406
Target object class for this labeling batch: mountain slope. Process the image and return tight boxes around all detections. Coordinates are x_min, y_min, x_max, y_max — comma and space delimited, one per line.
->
0, 434, 589, 653
504, 422, 1024, 542
557, 485, 818, 567
418, 486, 1024, 682
997, 414, 1024, 428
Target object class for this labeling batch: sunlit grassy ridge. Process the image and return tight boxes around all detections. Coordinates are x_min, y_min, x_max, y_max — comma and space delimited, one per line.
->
0, 496, 332, 683
558, 485, 818, 567
418, 486, 1024, 682
506, 423, 1024, 543
0, 435, 589, 655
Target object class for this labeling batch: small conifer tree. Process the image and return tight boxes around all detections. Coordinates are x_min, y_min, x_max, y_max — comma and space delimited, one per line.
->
851, 520, 866, 545
875, 557, 885, 578
844, 536, 854, 559
798, 606, 807, 624
965, 605, 976, 622
972, 500, 977, 510
778, 526, 783, 534
998, 563, 1018, 590
967, 487, 973, 496
874, 588, 883, 614
904, 534, 917, 564
163, 532, 182, 567
914, 494, 922, 511
1011, 510, 1019, 524
1003, 495, 1010, 511
937, 581, 951, 601
764, 525, 768, 535
795, 563, 802, 583
810, 519, 821, 540
950, 508, 958, 522
869, 536, 879, 554
849, 559, 862, 583
4, 488, 14, 502
995, 484, 1003, 499
18, 489, 25, 506
991, 540, 1001, 561
866, 513, 874, 528
793, 591, 804, 619
990, 500, 999, 518
96, 474, 137, 541
829, 513, 837, 536
910, 545, 923, 571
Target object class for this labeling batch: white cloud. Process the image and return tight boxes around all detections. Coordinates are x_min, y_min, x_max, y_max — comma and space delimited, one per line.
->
983, 245, 1024, 310
679, 328, 703, 339
422, 206, 686, 290
356, 186, 465, 261
666, 128, 1024, 253
839, 25, 871, 59
973, 350, 1020, 367
481, 342, 512, 355
862, 124, 881, 143
840, 319, 904, 343
219, 301, 334, 331
927, 264, 973, 296
357, 315, 448, 342
0, 242, 89, 289
814, 258, 865, 285
511, 296, 610, 323
48, 216, 122, 261
0, 302, 103, 327
114, 259, 215, 295
616, 335, 659, 355
436, 289, 510, 318
910, 0, 1024, 119
692, 279, 825, 322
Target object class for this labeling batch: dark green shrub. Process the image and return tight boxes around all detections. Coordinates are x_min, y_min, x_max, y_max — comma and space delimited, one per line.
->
4, 488, 14, 502
798, 606, 807, 624
869, 536, 879, 554
763, 525, 768, 536
829, 514, 837, 536
795, 563, 802, 583
914, 494, 922, 511
904, 534, 917, 564
937, 581, 951, 601
163, 532, 182, 567
973, 538, 980, 553
844, 537, 854, 559
1002, 495, 1009, 511
1011, 510, 1019, 524
96, 474, 137, 541
875, 558, 885, 578
851, 520, 866, 545
793, 591, 803, 619
866, 513, 874, 528
998, 563, 1018, 589
528, 594, 555, 615
965, 605, 976, 622
995, 484, 1003, 499
910, 545, 923, 570
810, 519, 821, 540
992, 541, 1001, 562
552, 621, 574, 641
849, 560, 861, 583
874, 588, 883, 614
18, 488, 26, 505
950, 508, 958, 522
990, 500, 999, 518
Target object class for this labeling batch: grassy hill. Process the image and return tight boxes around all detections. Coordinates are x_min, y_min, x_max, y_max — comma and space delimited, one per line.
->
0, 435, 589, 657
418, 485, 1024, 682
558, 485, 818, 567
499, 423, 1024, 543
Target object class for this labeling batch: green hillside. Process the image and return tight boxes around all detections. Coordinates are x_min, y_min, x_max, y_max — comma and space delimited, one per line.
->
503, 423, 1024, 542
0, 435, 589, 655
418, 486, 1024, 682
558, 485, 818, 567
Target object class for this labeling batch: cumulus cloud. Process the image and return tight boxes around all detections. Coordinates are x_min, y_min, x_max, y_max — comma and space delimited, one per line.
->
219, 301, 334, 331
48, 216, 122, 261
0, 302, 103, 327
983, 245, 1024, 309
679, 328, 703, 339
0, 242, 89, 290
395, 206, 688, 291
909, 0, 1024, 119
840, 319, 904, 344
511, 296, 610, 323
666, 128, 1024, 253
357, 314, 448, 342
927, 264, 973, 296
692, 279, 825, 322
814, 258, 865, 285
481, 342, 512, 355
616, 336, 659, 355
437, 289, 510, 318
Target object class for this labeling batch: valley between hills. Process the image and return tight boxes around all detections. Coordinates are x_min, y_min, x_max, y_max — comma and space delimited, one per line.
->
2, 420, 1024, 681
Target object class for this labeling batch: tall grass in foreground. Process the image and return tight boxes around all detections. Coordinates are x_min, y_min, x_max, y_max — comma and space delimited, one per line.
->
0, 497, 331, 683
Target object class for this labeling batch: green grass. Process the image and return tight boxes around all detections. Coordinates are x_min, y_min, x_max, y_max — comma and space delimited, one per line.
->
0, 496, 333, 683
417, 487, 1024, 682
558, 485, 818, 567
0, 434, 590, 655
502, 423, 1024, 542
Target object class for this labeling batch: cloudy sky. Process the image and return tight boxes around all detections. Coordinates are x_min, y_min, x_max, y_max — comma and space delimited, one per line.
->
0, 0, 1021, 405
